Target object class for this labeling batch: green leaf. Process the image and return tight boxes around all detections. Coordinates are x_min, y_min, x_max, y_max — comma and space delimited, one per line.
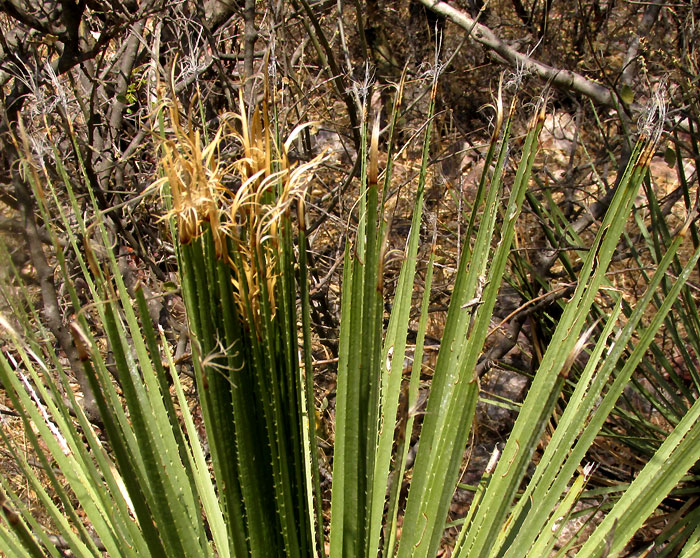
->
162, 281, 179, 291
664, 143, 677, 167
620, 84, 635, 105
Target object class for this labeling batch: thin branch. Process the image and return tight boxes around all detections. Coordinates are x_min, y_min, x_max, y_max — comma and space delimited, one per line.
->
620, 0, 663, 87
243, 0, 257, 99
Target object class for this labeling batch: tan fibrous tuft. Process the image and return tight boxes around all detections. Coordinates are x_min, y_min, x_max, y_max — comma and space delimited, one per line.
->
152, 77, 325, 322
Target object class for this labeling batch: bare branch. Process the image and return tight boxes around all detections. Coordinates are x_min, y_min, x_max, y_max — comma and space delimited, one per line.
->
418, 0, 614, 106
13, 172, 101, 424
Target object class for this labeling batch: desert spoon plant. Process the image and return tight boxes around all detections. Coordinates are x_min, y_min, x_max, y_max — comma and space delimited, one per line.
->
1, 70, 700, 558
154, 80, 325, 556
